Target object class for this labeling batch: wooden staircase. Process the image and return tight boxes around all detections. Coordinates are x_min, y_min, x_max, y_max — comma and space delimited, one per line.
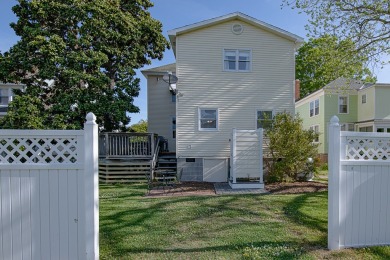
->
154, 152, 177, 182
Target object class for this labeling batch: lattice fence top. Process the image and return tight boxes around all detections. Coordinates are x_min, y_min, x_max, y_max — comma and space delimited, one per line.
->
346, 137, 390, 160
0, 137, 78, 164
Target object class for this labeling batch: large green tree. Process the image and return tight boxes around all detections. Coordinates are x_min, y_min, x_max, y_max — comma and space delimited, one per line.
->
283, 0, 390, 64
296, 35, 375, 97
128, 119, 148, 133
0, 0, 169, 130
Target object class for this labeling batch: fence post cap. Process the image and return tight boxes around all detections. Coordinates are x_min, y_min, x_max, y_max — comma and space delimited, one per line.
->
86, 112, 97, 125
330, 115, 339, 126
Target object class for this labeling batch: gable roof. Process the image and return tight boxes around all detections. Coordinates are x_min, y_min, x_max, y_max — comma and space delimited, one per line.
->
295, 78, 367, 105
167, 12, 304, 55
141, 63, 176, 77
323, 78, 366, 91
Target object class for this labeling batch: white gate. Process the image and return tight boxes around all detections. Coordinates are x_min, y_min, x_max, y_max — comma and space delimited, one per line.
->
0, 113, 99, 260
229, 129, 264, 189
328, 116, 390, 250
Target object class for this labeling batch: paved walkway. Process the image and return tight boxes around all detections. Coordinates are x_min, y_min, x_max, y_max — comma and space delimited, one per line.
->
214, 183, 269, 195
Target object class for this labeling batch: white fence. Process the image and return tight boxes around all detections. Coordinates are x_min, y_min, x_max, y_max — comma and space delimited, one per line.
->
328, 116, 390, 250
0, 113, 99, 260
229, 129, 264, 189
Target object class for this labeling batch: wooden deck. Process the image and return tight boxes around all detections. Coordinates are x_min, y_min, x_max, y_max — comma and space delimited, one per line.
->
98, 132, 160, 183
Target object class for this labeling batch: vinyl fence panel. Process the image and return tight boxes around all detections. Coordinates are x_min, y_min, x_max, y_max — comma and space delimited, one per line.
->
328, 116, 390, 250
0, 113, 99, 260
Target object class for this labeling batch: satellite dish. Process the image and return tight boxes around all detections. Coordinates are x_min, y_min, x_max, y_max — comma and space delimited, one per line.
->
162, 71, 178, 85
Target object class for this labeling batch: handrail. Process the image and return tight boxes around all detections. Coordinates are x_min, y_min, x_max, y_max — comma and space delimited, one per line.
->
98, 132, 158, 159
150, 137, 160, 180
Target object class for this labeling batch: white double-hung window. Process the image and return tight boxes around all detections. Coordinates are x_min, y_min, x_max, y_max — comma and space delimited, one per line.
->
199, 108, 218, 131
339, 95, 348, 114
309, 99, 319, 117
224, 49, 251, 71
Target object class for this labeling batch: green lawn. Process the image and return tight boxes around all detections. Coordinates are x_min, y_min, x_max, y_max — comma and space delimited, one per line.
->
100, 184, 390, 259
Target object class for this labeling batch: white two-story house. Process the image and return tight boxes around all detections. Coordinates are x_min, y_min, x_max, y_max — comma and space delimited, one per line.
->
142, 12, 303, 183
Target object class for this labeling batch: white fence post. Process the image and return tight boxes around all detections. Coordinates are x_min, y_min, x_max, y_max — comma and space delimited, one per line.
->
84, 113, 99, 260
328, 115, 341, 250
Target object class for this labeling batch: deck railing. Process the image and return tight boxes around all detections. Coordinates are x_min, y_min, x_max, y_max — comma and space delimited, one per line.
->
99, 132, 158, 159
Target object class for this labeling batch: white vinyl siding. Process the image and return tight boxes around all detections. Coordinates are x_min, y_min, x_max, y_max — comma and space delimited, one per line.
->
176, 20, 295, 158
223, 49, 251, 71
147, 75, 177, 152
310, 99, 319, 117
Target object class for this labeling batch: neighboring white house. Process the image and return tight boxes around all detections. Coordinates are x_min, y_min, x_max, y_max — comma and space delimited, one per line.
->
0, 82, 25, 118
142, 12, 303, 182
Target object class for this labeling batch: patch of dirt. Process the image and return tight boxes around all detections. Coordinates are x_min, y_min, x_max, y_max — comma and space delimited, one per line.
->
146, 182, 215, 197
265, 181, 327, 194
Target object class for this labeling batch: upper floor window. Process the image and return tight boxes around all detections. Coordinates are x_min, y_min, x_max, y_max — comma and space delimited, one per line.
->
199, 108, 218, 131
362, 94, 366, 104
223, 49, 251, 71
257, 110, 273, 129
309, 99, 319, 117
0, 89, 9, 106
339, 96, 348, 114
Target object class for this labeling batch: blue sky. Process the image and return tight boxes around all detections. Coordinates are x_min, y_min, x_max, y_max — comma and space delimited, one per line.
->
1, 0, 389, 125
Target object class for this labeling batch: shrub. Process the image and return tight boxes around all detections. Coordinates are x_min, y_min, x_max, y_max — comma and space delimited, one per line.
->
264, 112, 319, 183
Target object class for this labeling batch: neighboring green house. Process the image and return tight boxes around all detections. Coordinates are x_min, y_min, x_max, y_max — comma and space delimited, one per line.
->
296, 78, 364, 161
356, 82, 390, 133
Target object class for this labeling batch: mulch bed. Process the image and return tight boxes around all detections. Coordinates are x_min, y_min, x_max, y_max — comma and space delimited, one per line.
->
146, 181, 327, 197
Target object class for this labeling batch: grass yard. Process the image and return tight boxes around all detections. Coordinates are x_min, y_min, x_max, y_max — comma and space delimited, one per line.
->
100, 184, 390, 259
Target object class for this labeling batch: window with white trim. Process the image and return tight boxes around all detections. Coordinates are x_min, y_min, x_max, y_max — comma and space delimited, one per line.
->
309, 125, 319, 143
340, 123, 354, 131
0, 89, 10, 106
309, 99, 319, 117
256, 110, 273, 129
339, 96, 348, 114
362, 94, 366, 104
223, 49, 251, 71
199, 108, 218, 130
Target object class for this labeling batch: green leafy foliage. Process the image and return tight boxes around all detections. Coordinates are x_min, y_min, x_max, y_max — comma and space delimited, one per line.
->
128, 119, 148, 133
283, 0, 390, 65
0, 0, 169, 130
265, 112, 319, 183
0, 95, 45, 129
296, 35, 376, 97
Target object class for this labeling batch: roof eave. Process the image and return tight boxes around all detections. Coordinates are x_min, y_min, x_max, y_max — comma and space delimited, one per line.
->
167, 12, 304, 45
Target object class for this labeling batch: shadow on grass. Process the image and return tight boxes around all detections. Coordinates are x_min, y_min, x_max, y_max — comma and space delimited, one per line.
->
101, 241, 304, 259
